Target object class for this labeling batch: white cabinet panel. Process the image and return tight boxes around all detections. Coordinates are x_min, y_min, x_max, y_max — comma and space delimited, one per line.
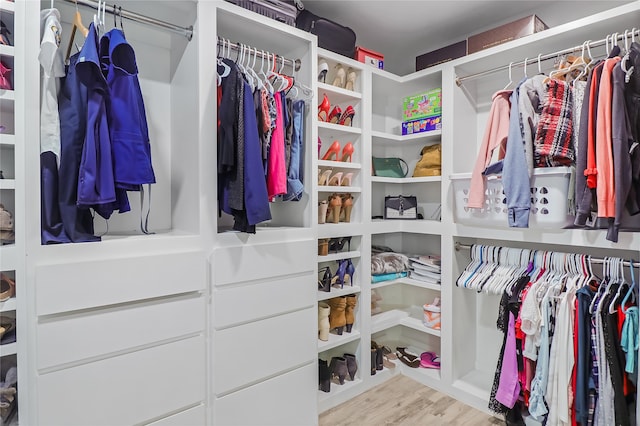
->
37, 336, 206, 426
144, 404, 205, 426
214, 273, 315, 329
37, 295, 205, 370
213, 363, 317, 426
213, 308, 316, 395
35, 251, 206, 315
213, 240, 314, 286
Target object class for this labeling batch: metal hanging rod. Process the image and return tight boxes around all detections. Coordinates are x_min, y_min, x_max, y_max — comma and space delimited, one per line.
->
456, 27, 639, 86
217, 37, 301, 72
454, 242, 636, 267
61, 0, 193, 40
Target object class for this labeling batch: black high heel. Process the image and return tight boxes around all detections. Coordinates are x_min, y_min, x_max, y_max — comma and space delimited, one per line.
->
319, 358, 331, 392
318, 266, 332, 292
328, 236, 352, 253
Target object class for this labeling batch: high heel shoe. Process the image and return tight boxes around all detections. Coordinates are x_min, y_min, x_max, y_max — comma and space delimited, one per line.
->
345, 295, 357, 332
328, 172, 343, 186
340, 172, 353, 187
331, 259, 348, 288
318, 168, 332, 185
345, 67, 357, 91
328, 236, 351, 253
338, 105, 355, 126
327, 193, 342, 224
318, 137, 322, 156
318, 59, 329, 83
327, 297, 347, 335
343, 353, 358, 380
319, 358, 331, 392
318, 266, 332, 292
318, 93, 330, 121
318, 238, 330, 257
0, 21, 11, 46
344, 259, 355, 285
328, 106, 342, 124
318, 200, 328, 224
0, 61, 11, 90
329, 356, 348, 384
341, 142, 354, 162
332, 63, 346, 88
318, 303, 330, 341
321, 140, 341, 161
340, 193, 354, 222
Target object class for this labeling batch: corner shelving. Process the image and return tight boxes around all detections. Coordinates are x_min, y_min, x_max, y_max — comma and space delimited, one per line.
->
371, 176, 441, 184
371, 129, 441, 142
318, 121, 362, 135
317, 250, 361, 262
317, 160, 361, 170
318, 329, 361, 352
317, 285, 361, 301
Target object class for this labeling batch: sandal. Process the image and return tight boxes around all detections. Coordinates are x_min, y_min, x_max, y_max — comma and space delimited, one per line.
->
395, 346, 420, 368
0, 274, 15, 302
420, 351, 441, 369
0, 316, 14, 341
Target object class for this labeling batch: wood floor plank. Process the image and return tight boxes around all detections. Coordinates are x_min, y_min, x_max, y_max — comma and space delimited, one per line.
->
319, 375, 502, 425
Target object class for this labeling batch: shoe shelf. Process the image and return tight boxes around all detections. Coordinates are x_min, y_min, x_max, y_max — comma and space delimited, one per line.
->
0, 0, 14, 12
369, 219, 442, 236
317, 250, 361, 263
0, 342, 16, 357
318, 223, 363, 239
318, 329, 361, 353
318, 121, 361, 136
0, 134, 14, 146
371, 308, 440, 337
317, 285, 361, 302
372, 277, 441, 292
318, 376, 363, 403
0, 297, 16, 313
0, 90, 14, 101
0, 44, 13, 58
317, 185, 361, 193
371, 129, 441, 143
318, 82, 361, 101
452, 369, 493, 402
0, 240, 15, 269
371, 176, 441, 184
317, 160, 361, 170
0, 179, 14, 190
396, 359, 441, 382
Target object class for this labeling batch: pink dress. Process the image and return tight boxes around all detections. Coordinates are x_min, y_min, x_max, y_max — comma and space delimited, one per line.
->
267, 93, 287, 200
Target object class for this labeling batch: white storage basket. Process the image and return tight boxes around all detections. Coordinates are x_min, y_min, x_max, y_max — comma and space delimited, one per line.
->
450, 167, 574, 228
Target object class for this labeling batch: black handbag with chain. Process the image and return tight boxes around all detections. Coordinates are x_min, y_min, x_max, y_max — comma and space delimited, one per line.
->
384, 195, 418, 220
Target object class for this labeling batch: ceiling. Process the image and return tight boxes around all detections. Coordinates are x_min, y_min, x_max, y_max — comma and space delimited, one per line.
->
302, 0, 633, 75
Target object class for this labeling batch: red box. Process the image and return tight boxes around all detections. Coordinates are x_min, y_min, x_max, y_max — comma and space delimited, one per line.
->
355, 46, 384, 69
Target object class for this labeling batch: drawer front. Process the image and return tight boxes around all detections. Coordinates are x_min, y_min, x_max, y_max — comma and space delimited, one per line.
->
36, 251, 206, 315
144, 404, 205, 426
213, 240, 314, 286
213, 307, 316, 395
37, 295, 205, 370
37, 336, 206, 426
214, 273, 315, 329
213, 363, 317, 426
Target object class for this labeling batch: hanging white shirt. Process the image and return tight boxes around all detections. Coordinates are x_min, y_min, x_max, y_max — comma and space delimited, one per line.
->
39, 8, 65, 159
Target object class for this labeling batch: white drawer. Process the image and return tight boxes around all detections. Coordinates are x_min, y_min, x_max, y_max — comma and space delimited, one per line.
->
213, 240, 314, 286
144, 404, 205, 426
37, 295, 205, 370
35, 251, 206, 315
37, 336, 206, 426
213, 307, 316, 395
213, 363, 317, 426
214, 273, 315, 329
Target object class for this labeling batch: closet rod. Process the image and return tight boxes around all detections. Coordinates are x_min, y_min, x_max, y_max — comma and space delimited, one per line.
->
455, 28, 640, 86
61, 0, 194, 40
454, 242, 635, 267
217, 37, 301, 72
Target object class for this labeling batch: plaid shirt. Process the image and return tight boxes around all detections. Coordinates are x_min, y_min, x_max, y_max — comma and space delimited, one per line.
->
534, 79, 575, 167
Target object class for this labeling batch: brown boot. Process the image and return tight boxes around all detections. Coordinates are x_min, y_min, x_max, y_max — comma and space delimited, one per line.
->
344, 294, 357, 332
327, 296, 347, 335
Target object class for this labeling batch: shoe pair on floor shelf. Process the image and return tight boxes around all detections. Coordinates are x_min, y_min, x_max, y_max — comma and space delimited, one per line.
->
318, 259, 355, 291
318, 169, 353, 187
318, 294, 357, 339
395, 347, 440, 369
371, 340, 397, 374
318, 193, 354, 224
319, 354, 358, 392
320, 140, 354, 162
318, 94, 355, 126
318, 61, 357, 91
318, 236, 352, 256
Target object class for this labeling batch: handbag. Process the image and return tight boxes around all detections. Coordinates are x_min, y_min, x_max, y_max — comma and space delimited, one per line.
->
412, 143, 441, 177
296, 9, 356, 58
372, 157, 408, 178
384, 195, 418, 220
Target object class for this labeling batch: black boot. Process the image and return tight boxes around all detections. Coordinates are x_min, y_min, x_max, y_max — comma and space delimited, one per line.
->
343, 353, 358, 381
371, 347, 377, 375
318, 359, 331, 393
329, 356, 348, 385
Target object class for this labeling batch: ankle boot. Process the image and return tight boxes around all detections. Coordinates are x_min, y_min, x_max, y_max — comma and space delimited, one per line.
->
318, 358, 331, 393
371, 342, 383, 371
327, 296, 347, 335
329, 356, 348, 385
343, 353, 358, 381
344, 294, 357, 332
370, 347, 377, 375
318, 302, 330, 341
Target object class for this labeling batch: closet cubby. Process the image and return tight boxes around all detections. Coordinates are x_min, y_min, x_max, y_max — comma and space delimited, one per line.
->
318, 339, 364, 406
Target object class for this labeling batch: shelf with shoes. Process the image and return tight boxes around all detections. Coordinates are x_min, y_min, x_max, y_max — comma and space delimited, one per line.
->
317, 121, 362, 135
0, 0, 14, 13
318, 339, 362, 407
0, 353, 17, 425
317, 285, 361, 302
318, 49, 363, 95
318, 329, 361, 353
318, 82, 362, 101
0, 133, 14, 146
317, 159, 361, 170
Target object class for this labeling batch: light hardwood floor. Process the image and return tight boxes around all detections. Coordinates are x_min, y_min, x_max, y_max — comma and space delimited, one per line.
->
319, 375, 503, 425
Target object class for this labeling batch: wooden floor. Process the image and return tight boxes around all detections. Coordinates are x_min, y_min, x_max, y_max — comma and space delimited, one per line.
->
319, 375, 503, 426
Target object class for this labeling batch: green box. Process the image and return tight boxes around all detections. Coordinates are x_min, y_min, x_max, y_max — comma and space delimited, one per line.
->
402, 88, 442, 122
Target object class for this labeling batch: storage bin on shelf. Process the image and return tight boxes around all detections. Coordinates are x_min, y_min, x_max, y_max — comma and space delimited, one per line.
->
450, 166, 573, 228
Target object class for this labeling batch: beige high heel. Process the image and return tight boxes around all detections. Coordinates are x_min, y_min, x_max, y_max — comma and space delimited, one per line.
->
332, 63, 346, 88
328, 193, 342, 224
344, 67, 357, 91
341, 173, 353, 187
318, 200, 328, 224
318, 169, 332, 186
340, 193, 353, 222
328, 172, 344, 186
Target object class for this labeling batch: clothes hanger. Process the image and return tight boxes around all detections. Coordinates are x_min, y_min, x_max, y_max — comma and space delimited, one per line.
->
621, 259, 637, 313
65, 0, 89, 62
119, 6, 125, 35
259, 50, 274, 93
216, 39, 231, 86
503, 61, 514, 90
622, 30, 635, 83
609, 257, 628, 314
523, 57, 528, 79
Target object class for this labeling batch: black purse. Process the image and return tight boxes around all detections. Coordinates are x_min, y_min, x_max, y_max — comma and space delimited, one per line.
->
384, 195, 418, 220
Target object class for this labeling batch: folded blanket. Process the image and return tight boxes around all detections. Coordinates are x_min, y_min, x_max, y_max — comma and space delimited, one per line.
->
371, 271, 408, 283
